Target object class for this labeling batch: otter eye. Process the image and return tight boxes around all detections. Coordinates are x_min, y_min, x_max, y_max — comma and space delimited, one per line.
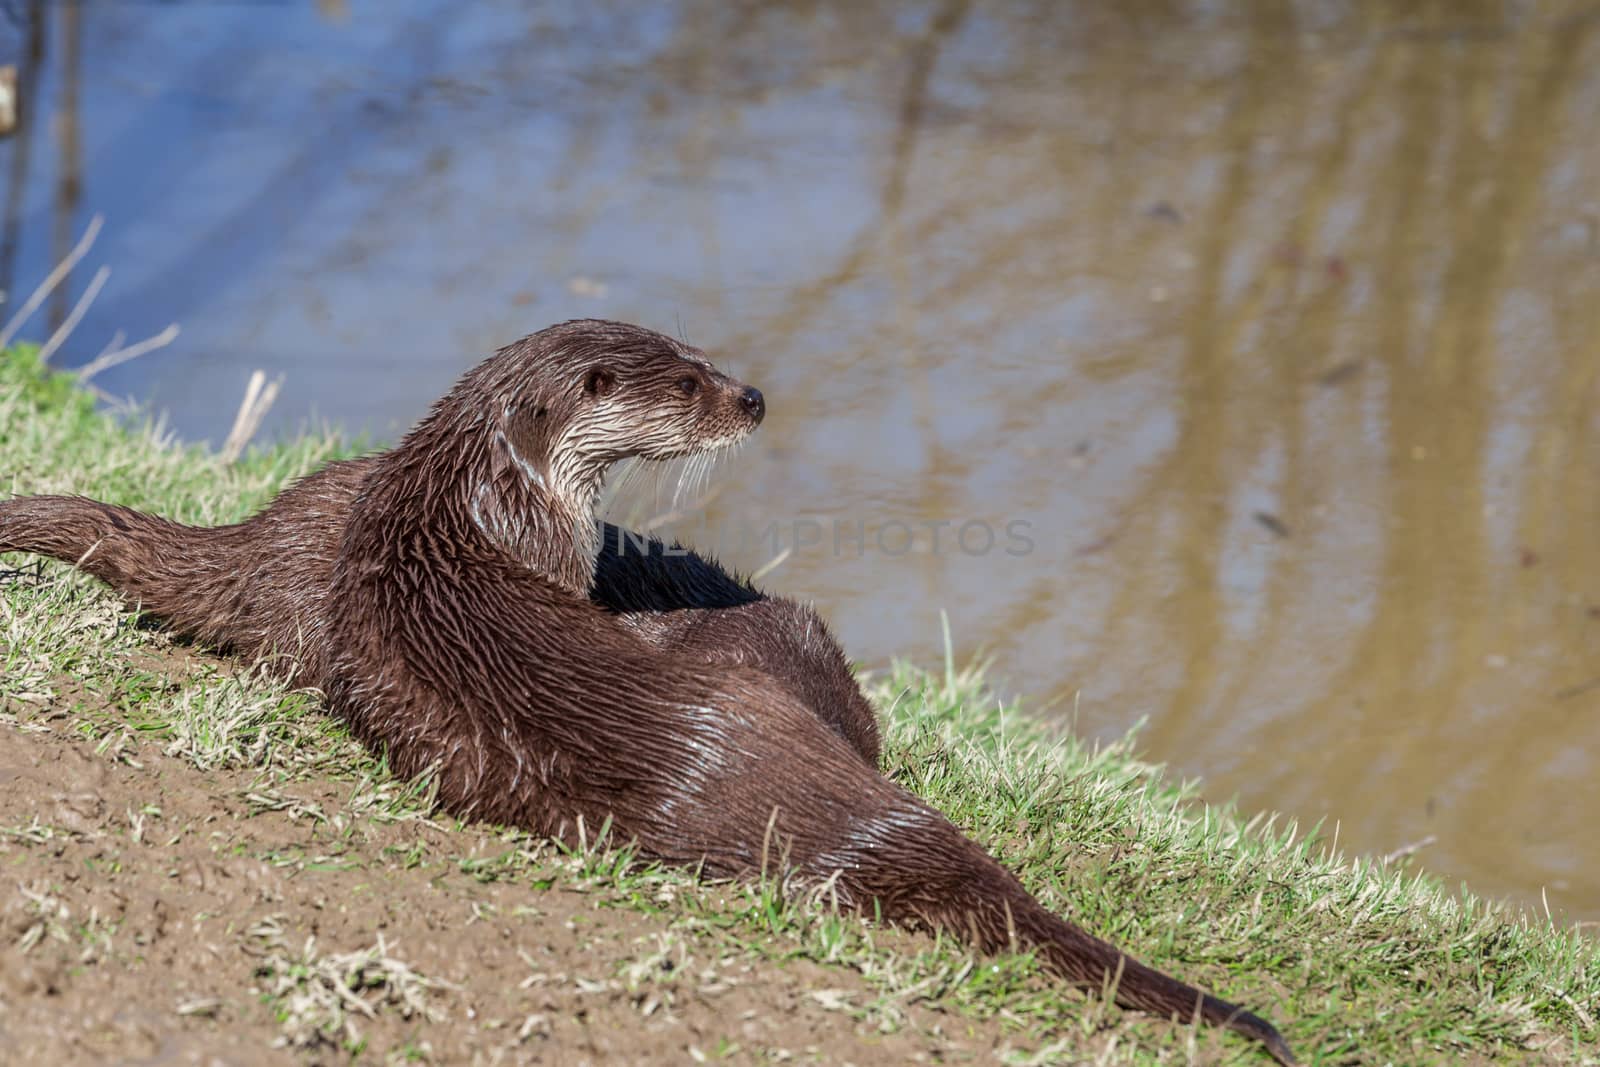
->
585, 368, 616, 397
677, 376, 699, 397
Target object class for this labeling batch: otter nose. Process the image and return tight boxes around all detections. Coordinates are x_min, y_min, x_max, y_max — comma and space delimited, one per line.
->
740, 386, 766, 425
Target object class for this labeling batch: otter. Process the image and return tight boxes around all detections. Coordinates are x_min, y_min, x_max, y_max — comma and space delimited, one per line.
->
0, 461, 879, 761
0, 320, 1295, 1063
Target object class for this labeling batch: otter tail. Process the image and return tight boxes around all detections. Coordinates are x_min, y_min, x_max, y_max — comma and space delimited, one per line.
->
1007, 883, 1297, 1063
666, 699, 1300, 1065
827, 811, 1298, 1064
0, 494, 246, 648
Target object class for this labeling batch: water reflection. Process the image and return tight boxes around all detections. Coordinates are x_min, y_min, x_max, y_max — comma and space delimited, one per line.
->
1, 0, 1597, 920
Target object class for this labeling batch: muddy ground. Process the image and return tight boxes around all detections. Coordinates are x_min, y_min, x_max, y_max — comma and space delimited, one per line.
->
0, 648, 1073, 1067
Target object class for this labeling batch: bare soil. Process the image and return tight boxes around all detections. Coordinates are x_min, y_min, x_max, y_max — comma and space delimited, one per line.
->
0, 649, 1035, 1067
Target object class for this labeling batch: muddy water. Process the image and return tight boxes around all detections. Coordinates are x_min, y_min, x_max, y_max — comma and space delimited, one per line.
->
2, 1, 1597, 921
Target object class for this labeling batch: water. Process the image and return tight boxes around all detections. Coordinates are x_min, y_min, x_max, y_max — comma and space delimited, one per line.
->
3, 0, 1598, 922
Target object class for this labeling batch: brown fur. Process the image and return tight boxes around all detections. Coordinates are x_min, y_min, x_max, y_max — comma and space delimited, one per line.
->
0, 320, 1293, 1063
0, 463, 880, 763
593, 529, 881, 763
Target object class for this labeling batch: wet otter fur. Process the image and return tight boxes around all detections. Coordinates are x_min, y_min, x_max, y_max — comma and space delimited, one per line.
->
0, 320, 1294, 1063
594, 532, 880, 763
0, 469, 879, 760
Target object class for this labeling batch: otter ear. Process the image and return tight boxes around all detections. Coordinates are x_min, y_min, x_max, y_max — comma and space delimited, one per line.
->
584, 367, 616, 397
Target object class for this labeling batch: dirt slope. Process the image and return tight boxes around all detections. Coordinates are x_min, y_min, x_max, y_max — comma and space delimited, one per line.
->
0, 657, 1041, 1066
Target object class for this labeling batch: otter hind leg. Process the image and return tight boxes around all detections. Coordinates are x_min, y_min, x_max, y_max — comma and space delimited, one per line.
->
593, 527, 882, 763
616, 599, 882, 766
691, 600, 881, 765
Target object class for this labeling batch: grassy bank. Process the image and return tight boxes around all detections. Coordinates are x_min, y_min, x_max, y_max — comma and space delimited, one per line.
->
1, 344, 1596, 1065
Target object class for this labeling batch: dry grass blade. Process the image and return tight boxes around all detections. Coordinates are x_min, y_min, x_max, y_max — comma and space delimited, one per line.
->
76, 322, 180, 382
749, 545, 791, 583
220, 368, 283, 463
0, 212, 102, 351
34, 263, 107, 366
248, 923, 457, 1050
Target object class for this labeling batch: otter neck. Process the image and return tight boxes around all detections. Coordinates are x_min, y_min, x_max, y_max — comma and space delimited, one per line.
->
471, 443, 609, 598
375, 405, 611, 599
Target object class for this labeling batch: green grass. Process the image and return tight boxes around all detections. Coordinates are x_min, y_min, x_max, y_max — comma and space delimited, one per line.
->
2, 344, 1597, 1064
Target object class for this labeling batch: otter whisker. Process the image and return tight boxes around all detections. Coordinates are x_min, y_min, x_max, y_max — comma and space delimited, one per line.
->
651, 455, 682, 515
601, 456, 648, 521
672, 454, 701, 511
677, 454, 707, 510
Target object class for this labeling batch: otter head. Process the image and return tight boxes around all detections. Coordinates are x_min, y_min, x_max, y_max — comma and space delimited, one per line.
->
456, 319, 764, 592
488, 319, 763, 501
